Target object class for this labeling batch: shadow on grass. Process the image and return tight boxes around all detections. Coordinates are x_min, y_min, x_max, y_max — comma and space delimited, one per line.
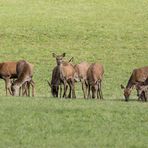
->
2, 95, 145, 103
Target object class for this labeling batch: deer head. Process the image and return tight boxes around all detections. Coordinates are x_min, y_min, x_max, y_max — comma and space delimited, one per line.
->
121, 84, 132, 101
52, 53, 66, 65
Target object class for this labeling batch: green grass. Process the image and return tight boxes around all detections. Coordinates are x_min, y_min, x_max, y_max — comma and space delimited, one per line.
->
0, 0, 148, 147
0, 97, 148, 148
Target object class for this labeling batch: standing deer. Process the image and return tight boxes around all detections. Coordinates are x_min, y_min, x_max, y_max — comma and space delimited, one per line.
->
121, 66, 148, 101
74, 62, 90, 98
52, 53, 76, 98
11, 60, 35, 96
48, 57, 73, 98
87, 63, 104, 99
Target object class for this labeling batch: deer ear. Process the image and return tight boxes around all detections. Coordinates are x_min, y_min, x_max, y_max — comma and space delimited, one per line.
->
68, 57, 74, 63
52, 53, 56, 58
62, 53, 66, 57
47, 80, 51, 88
121, 84, 125, 89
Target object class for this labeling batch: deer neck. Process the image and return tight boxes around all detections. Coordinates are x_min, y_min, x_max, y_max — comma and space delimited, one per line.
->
126, 74, 134, 90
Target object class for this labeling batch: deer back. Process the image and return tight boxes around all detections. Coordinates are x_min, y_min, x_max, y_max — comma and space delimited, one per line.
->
60, 62, 75, 80
126, 66, 148, 89
74, 62, 90, 80
16, 60, 33, 83
0, 62, 17, 78
134, 66, 148, 82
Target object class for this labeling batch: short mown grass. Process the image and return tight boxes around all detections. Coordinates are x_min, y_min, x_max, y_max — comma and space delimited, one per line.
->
0, 0, 148, 147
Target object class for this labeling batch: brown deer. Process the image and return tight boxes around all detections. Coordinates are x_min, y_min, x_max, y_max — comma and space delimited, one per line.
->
74, 62, 90, 98
0, 61, 17, 95
52, 53, 76, 98
11, 60, 35, 96
48, 57, 73, 98
87, 63, 104, 99
121, 66, 148, 101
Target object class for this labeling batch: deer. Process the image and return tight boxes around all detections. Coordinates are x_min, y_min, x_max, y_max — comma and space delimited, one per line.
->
0, 61, 17, 95
52, 53, 76, 98
74, 62, 90, 98
87, 63, 104, 99
121, 66, 148, 101
47, 57, 73, 98
11, 60, 35, 96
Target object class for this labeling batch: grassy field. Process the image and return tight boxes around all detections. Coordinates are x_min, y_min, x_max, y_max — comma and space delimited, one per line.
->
0, 0, 148, 147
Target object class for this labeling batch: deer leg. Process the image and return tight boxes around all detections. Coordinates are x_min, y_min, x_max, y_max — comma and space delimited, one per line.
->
68, 82, 71, 98
87, 85, 90, 99
97, 83, 101, 99
30, 80, 35, 97
97, 86, 100, 99
85, 81, 88, 99
62, 80, 67, 98
92, 86, 96, 99
27, 81, 30, 97
66, 84, 68, 97
19, 87, 21, 96
5, 78, 12, 96
99, 81, 103, 99
71, 79, 76, 99
82, 80, 87, 99
4, 79, 8, 96
60, 84, 62, 98
96, 83, 99, 99
22, 83, 27, 96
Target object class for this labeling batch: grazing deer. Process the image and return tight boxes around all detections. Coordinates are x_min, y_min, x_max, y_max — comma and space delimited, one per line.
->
0, 61, 17, 95
121, 66, 148, 101
87, 63, 104, 99
52, 53, 76, 98
74, 62, 90, 98
11, 60, 35, 96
